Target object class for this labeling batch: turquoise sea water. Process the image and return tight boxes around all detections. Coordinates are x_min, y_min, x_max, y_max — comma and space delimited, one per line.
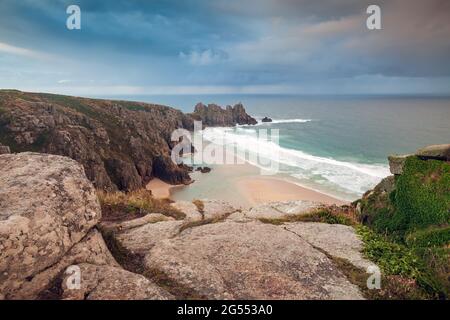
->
101, 94, 450, 200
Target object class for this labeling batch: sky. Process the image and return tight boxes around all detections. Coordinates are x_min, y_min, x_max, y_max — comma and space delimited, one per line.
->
0, 0, 450, 95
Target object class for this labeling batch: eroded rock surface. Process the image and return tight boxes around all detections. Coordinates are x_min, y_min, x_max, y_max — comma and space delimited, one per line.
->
171, 199, 237, 222
145, 221, 364, 300
100, 213, 174, 233
284, 222, 374, 270
16, 229, 118, 299
171, 201, 202, 221
228, 200, 322, 221
416, 144, 450, 161
191, 102, 257, 127
0, 152, 172, 300
61, 263, 173, 300
0, 153, 100, 298
115, 220, 184, 255
1, 153, 374, 300
0, 90, 194, 191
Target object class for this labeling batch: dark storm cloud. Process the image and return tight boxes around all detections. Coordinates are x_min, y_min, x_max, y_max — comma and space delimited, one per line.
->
0, 0, 449, 94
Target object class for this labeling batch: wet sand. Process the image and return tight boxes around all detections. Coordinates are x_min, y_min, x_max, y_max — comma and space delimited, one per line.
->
148, 162, 347, 207
236, 176, 348, 206
146, 178, 180, 199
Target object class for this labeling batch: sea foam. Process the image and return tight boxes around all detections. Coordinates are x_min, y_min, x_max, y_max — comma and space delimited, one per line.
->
201, 127, 390, 198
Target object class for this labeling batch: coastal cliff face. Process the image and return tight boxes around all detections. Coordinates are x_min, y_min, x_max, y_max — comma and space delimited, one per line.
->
0, 90, 257, 191
191, 102, 257, 127
0, 90, 192, 191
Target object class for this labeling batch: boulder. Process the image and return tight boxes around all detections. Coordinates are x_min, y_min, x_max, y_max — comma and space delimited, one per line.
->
145, 221, 364, 300
0, 153, 101, 298
60, 263, 173, 300
171, 201, 202, 221
15, 229, 119, 300
373, 175, 396, 194
261, 117, 273, 123
115, 220, 184, 255
415, 144, 450, 161
195, 166, 212, 173
201, 200, 237, 220
172, 200, 237, 222
0, 144, 10, 154
388, 154, 410, 175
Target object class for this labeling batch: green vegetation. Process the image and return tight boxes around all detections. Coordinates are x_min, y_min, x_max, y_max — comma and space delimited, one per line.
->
38, 93, 102, 120
259, 208, 356, 226
357, 226, 448, 299
366, 157, 449, 237
358, 156, 449, 299
358, 226, 424, 278
394, 157, 450, 231
406, 226, 450, 248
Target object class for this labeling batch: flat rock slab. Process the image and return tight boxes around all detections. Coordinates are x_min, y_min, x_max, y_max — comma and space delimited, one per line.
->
172, 200, 237, 222
145, 221, 364, 300
284, 223, 374, 271
61, 263, 173, 300
201, 199, 237, 220
100, 213, 174, 233
229, 200, 322, 221
416, 144, 450, 161
116, 220, 184, 255
171, 201, 202, 221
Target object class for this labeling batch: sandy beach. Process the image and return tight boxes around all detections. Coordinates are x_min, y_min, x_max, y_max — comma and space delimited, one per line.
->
149, 162, 347, 207
146, 178, 181, 199
236, 176, 348, 206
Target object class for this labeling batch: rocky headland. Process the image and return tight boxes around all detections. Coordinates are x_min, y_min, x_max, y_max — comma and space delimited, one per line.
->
0, 90, 255, 192
190, 102, 257, 127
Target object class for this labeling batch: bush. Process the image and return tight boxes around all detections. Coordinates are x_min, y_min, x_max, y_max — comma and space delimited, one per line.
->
259, 208, 355, 226
366, 157, 450, 237
393, 157, 450, 231
357, 226, 447, 298
406, 226, 450, 248
357, 226, 422, 278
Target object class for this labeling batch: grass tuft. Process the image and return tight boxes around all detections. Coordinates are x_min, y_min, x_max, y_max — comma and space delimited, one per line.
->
97, 189, 185, 221
259, 208, 356, 226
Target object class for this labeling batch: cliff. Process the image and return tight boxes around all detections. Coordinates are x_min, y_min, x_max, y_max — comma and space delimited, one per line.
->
0, 90, 197, 191
190, 102, 257, 127
0, 91, 257, 191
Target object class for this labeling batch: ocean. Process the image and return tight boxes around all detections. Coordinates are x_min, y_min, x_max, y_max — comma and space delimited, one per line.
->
102, 94, 450, 201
